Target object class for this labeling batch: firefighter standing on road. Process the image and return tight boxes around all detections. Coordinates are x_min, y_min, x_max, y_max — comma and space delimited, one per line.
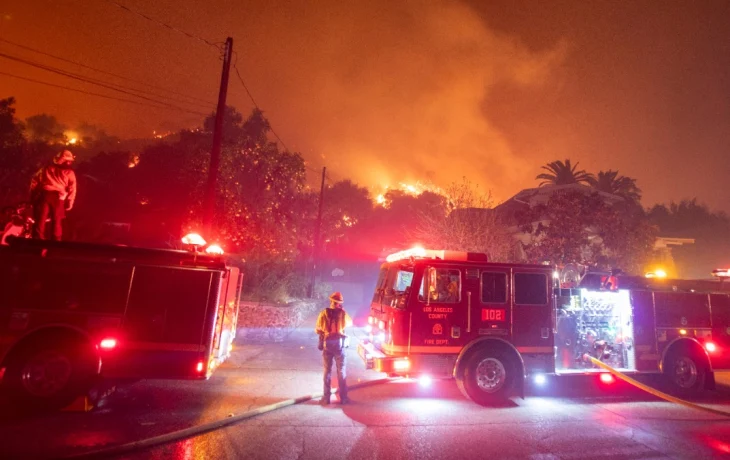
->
315, 291, 353, 405
29, 150, 77, 241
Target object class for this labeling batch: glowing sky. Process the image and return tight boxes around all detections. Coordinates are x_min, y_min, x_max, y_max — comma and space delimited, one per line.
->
2, 0, 729, 210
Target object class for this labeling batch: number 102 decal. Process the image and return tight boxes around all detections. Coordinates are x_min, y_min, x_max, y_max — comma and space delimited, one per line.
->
482, 309, 506, 321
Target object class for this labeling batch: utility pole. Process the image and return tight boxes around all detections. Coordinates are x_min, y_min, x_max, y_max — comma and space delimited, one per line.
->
203, 37, 233, 236
310, 166, 326, 297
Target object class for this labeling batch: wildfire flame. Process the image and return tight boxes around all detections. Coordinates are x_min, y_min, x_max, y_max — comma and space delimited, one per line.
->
373, 181, 444, 207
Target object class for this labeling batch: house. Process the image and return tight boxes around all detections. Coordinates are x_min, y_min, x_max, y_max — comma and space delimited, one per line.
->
492, 183, 693, 274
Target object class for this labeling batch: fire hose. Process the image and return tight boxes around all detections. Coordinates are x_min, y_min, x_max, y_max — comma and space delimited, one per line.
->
588, 356, 730, 418
60, 377, 394, 459
55, 358, 730, 458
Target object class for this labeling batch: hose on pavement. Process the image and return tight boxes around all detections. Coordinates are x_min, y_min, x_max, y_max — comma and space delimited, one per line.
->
60, 377, 393, 459
588, 356, 730, 418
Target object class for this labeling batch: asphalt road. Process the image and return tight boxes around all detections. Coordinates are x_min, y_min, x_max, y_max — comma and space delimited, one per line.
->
2, 319, 730, 459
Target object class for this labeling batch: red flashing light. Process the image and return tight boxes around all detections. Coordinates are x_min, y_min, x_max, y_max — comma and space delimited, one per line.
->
99, 338, 117, 350
182, 233, 206, 246
599, 373, 615, 384
393, 359, 410, 371
706, 342, 717, 353
205, 244, 224, 255
196, 361, 204, 373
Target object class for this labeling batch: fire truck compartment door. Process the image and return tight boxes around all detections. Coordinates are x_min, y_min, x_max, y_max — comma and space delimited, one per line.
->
413, 266, 465, 349
630, 290, 658, 372
119, 265, 217, 378
511, 270, 553, 352
710, 293, 730, 370
477, 270, 510, 336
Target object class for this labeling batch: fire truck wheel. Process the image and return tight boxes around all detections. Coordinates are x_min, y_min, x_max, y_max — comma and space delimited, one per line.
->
3, 335, 98, 412
462, 350, 515, 406
663, 349, 707, 396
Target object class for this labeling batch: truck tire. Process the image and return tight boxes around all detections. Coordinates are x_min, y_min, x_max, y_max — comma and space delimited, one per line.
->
461, 349, 515, 406
663, 348, 706, 397
3, 336, 97, 412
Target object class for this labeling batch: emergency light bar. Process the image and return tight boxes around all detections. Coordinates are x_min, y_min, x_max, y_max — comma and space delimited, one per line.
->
386, 247, 427, 262
385, 247, 488, 263
645, 269, 667, 279
712, 268, 730, 278
182, 233, 206, 246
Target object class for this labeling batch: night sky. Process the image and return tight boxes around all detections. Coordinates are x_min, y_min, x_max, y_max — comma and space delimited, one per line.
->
2, 0, 729, 211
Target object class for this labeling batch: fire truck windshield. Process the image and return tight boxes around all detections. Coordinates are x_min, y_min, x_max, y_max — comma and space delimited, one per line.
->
392, 268, 413, 293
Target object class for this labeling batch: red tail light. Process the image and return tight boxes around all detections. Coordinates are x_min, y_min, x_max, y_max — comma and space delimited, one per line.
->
196, 361, 204, 373
99, 338, 117, 350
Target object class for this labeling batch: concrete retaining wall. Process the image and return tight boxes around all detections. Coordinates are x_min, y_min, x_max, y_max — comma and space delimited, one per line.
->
236, 299, 321, 343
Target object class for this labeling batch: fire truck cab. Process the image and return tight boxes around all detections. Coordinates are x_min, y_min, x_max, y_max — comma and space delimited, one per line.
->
0, 237, 241, 411
358, 248, 730, 406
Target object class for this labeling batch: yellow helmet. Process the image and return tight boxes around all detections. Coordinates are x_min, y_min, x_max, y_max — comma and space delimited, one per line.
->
54, 150, 75, 164
329, 292, 344, 304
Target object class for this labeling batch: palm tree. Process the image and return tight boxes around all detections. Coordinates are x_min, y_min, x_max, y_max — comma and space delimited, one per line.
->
536, 159, 594, 186
588, 170, 642, 202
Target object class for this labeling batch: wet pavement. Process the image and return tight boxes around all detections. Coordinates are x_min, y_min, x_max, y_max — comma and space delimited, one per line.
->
2, 316, 730, 459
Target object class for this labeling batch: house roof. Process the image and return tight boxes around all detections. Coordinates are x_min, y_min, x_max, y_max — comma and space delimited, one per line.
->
493, 183, 625, 225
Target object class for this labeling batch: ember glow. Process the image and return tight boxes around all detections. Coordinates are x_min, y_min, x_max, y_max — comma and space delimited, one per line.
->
373, 181, 445, 207
2, 1, 729, 211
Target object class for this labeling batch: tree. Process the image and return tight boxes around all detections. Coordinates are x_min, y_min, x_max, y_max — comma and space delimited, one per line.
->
318, 180, 373, 246
536, 159, 593, 186
25, 114, 67, 144
588, 170, 642, 202
0, 97, 24, 150
203, 105, 246, 144
649, 199, 730, 278
0, 98, 52, 206
518, 190, 657, 274
411, 179, 513, 261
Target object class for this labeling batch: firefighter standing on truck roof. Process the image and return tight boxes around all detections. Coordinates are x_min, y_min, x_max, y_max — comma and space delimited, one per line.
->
315, 291, 353, 405
29, 150, 77, 241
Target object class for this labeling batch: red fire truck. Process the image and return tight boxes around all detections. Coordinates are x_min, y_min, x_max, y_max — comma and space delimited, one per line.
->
358, 248, 730, 406
0, 236, 241, 411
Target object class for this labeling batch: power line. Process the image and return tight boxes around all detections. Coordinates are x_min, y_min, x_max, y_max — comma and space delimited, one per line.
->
231, 56, 292, 153
0, 51, 211, 110
0, 51, 209, 115
0, 70, 205, 115
0, 38, 215, 107
101, 0, 222, 50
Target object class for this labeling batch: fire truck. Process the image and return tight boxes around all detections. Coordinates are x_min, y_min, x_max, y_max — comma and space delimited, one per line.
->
0, 236, 241, 411
357, 248, 730, 406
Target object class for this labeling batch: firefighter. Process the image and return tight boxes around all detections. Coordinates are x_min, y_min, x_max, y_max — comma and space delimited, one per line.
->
29, 150, 77, 241
315, 291, 353, 405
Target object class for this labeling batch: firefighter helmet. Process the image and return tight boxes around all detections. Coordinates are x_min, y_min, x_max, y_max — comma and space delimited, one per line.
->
54, 150, 76, 164
329, 291, 344, 304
